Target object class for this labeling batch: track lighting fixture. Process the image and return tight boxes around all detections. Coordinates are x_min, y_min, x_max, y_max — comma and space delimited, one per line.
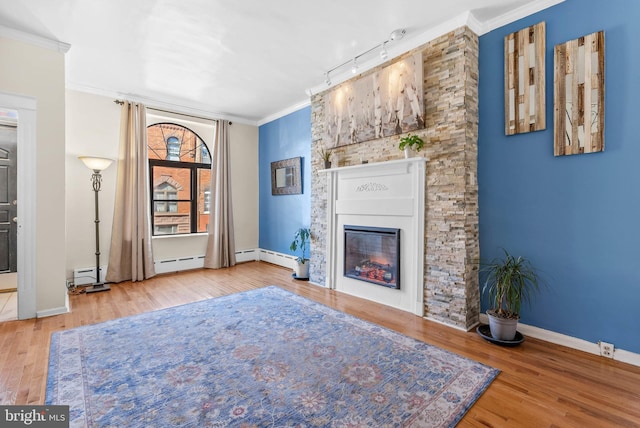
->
389, 28, 406, 41
323, 28, 406, 87
380, 42, 388, 60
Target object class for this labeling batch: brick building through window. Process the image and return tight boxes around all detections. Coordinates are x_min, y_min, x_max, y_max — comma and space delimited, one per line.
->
148, 123, 212, 235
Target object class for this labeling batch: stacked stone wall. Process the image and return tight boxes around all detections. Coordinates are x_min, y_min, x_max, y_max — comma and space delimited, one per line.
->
309, 27, 479, 330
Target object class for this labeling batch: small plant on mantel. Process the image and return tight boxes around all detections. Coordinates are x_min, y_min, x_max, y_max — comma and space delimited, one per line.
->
318, 146, 332, 168
398, 133, 425, 158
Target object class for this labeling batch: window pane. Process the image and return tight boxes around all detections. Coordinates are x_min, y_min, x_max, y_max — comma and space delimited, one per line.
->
147, 123, 212, 164
154, 225, 178, 235
201, 145, 211, 164
153, 201, 191, 235
197, 168, 211, 233
152, 166, 191, 198
167, 136, 181, 161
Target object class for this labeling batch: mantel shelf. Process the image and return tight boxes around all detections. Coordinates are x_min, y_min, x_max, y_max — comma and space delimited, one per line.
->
319, 157, 427, 174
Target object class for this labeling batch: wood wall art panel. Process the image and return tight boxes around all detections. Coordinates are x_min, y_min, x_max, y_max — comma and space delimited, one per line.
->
504, 22, 546, 135
554, 31, 605, 156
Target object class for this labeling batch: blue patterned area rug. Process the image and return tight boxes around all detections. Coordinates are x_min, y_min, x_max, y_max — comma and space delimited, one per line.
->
46, 286, 498, 427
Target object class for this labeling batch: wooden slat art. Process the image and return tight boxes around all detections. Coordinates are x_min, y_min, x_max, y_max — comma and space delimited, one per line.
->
554, 31, 605, 156
505, 22, 546, 135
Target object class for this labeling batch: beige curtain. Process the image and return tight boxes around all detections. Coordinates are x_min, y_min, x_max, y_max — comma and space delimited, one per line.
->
106, 102, 156, 282
204, 120, 236, 268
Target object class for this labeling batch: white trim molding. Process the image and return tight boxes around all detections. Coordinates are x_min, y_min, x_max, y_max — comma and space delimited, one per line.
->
257, 99, 311, 127
66, 83, 257, 126
0, 24, 70, 53
37, 291, 69, 318
480, 0, 565, 34
152, 249, 261, 275
257, 249, 297, 270
322, 158, 426, 316
0, 91, 37, 320
479, 313, 640, 367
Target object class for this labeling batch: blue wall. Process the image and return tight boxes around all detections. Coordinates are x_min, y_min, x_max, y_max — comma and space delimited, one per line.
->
479, 0, 640, 353
258, 106, 312, 257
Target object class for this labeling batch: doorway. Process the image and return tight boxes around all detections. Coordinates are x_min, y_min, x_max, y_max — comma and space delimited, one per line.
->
0, 116, 17, 321
0, 92, 37, 320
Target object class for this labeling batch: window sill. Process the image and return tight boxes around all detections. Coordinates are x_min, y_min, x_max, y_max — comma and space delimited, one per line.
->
152, 232, 209, 240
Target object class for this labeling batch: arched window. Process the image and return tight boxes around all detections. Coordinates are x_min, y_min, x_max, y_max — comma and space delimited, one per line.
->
147, 123, 212, 235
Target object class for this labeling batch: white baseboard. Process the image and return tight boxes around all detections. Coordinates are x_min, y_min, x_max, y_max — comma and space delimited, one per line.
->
479, 313, 640, 367
154, 255, 205, 274
73, 265, 108, 286
151, 247, 296, 273
236, 249, 259, 263
36, 288, 70, 318
153, 249, 261, 274
425, 315, 477, 332
258, 249, 297, 270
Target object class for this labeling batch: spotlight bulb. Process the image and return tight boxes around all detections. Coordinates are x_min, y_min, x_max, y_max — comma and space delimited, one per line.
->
351, 59, 358, 74
380, 42, 388, 60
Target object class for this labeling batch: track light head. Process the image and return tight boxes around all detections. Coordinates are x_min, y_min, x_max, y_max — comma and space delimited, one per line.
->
389, 28, 406, 41
325, 72, 331, 86
351, 58, 358, 74
380, 42, 388, 60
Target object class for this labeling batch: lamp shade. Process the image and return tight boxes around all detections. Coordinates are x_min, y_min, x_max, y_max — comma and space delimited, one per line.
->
79, 156, 114, 172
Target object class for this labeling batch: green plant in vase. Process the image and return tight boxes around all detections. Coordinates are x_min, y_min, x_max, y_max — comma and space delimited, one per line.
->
398, 134, 425, 158
480, 249, 543, 341
290, 227, 311, 279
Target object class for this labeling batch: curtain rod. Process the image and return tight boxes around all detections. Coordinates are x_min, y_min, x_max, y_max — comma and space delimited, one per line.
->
113, 99, 232, 125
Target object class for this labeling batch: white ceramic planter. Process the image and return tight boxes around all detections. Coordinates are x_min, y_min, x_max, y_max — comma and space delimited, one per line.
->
487, 311, 519, 341
294, 260, 310, 279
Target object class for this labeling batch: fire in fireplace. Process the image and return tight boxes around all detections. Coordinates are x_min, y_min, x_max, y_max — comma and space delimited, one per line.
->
343, 225, 400, 289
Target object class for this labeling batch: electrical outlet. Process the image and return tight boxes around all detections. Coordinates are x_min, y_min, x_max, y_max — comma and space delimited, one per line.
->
599, 341, 614, 358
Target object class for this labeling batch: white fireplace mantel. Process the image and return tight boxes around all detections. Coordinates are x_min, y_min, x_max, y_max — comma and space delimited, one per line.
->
322, 158, 426, 315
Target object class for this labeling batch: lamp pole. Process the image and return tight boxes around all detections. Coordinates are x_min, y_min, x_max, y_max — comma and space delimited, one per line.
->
79, 156, 113, 293
88, 169, 106, 291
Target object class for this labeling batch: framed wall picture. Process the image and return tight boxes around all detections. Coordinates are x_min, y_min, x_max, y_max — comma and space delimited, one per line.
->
324, 52, 424, 147
554, 31, 605, 156
271, 157, 302, 195
505, 22, 546, 135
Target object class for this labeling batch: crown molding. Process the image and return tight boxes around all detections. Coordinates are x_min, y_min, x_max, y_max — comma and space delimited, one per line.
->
66, 82, 257, 126
481, 0, 565, 34
0, 24, 70, 53
257, 99, 311, 126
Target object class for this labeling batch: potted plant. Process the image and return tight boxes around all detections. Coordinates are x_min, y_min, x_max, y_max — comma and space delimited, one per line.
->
480, 250, 542, 341
290, 227, 311, 279
398, 134, 425, 158
319, 146, 332, 169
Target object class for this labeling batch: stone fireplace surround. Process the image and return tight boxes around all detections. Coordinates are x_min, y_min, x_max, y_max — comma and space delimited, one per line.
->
309, 26, 480, 331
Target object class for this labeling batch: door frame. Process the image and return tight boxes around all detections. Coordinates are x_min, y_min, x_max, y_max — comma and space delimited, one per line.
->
0, 92, 36, 319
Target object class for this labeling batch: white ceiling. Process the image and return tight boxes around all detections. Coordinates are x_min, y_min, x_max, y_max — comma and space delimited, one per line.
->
0, 0, 561, 124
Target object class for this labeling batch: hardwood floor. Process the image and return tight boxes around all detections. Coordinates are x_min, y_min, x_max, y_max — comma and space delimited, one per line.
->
1, 261, 638, 426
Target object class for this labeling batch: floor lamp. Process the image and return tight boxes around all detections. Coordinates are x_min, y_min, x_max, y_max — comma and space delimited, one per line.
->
79, 156, 114, 293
